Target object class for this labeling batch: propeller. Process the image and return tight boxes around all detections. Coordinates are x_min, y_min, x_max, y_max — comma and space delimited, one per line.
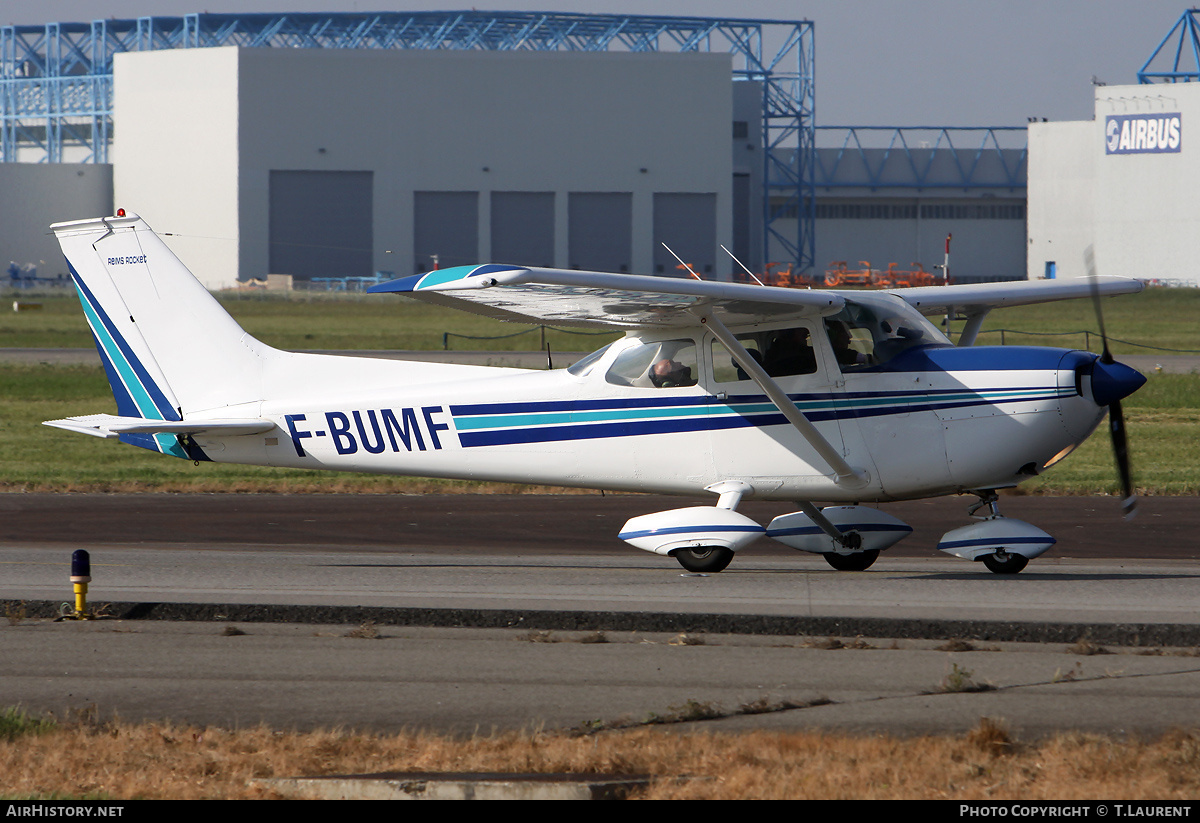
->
1084, 245, 1137, 519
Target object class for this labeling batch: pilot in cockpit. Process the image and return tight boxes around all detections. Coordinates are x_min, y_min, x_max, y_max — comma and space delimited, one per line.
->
828, 320, 870, 368
649, 357, 695, 388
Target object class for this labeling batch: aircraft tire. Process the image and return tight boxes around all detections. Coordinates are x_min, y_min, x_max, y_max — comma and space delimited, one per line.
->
823, 549, 879, 571
672, 546, 734, 573
982, 551, 1029, 575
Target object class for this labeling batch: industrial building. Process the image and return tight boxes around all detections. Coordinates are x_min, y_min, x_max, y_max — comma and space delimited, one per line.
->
11, 10, 1189, 290
1028, 10, 1200, 285
112, 45, 736, 289
3, 12, 817, 288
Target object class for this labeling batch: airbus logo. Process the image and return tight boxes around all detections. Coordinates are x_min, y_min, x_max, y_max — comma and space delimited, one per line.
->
1106, 113, 1182, 154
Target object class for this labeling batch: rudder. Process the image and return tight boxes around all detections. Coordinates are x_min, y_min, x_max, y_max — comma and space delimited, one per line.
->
53, 212, 272, 453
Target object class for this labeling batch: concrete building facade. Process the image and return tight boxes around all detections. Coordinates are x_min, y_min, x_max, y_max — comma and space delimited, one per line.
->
112, 47, 733, 289
1028, 83, 1200, 285
0, 162, 111, 281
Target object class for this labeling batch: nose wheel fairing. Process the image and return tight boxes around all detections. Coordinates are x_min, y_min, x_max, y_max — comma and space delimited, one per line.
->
937, 517, 1056, 563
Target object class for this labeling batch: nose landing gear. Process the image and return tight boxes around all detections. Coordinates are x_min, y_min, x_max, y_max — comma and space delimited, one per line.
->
937, 491, 1055, 574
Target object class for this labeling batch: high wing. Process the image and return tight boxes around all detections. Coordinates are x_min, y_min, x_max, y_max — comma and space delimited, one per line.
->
371, 265, 1143, 329
369, 265, 845, 328
887, 276, 1143, 317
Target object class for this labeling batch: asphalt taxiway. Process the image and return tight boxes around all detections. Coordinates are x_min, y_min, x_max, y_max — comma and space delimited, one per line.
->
2, 493, 1199, 738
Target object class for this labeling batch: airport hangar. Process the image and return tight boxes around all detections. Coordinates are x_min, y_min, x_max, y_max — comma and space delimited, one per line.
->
2, 10, 1194, 291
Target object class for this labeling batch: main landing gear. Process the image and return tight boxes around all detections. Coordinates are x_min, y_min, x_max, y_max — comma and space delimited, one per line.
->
618, 481, 764, 573
822, 548, 880, 572
672, 546, 736, 573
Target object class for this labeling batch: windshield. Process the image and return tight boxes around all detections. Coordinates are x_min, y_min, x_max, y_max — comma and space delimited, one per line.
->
825, 294, 951, 370
566, 342, 613, 376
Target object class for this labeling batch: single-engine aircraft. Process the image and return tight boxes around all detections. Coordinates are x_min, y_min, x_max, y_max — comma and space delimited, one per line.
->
46, 212, 1146, 574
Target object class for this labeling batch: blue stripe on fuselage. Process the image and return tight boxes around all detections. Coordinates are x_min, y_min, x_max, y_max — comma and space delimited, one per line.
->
452, 388, 1069, 448
70, 265, 180, 422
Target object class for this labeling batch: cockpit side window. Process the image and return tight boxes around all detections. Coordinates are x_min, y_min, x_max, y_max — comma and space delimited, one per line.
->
605, 338, 698, 389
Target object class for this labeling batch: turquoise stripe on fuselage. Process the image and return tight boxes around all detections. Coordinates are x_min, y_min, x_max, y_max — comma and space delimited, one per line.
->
454, 399, 834, 431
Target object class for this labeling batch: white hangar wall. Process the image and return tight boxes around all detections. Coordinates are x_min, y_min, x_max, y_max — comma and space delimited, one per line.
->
114, 47, 733, 290
113, 48, 241, 291
1028, 83, 1200, 285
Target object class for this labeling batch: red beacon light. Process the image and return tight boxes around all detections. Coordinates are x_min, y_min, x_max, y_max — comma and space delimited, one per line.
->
116, 208, 126, 217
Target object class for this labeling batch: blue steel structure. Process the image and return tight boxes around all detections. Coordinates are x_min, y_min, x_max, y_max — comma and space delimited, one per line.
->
0, 11, 816, 272
1139, 9, 1200, 83
814, 127, 1027, 190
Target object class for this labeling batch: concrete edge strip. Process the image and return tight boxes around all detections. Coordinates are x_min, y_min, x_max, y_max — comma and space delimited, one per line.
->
6, 598, 1200, 647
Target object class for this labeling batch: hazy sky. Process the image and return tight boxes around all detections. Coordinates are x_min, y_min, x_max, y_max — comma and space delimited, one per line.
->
2, 0, 1190, 126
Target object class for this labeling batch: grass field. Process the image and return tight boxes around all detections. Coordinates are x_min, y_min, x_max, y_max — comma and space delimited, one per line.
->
3, 285, 1198, 354
4, 709, 1200, 800
1, 291, 619, 353
1, 286, 1196, 494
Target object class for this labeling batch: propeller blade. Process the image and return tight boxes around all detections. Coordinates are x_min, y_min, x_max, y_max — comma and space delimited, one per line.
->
1109, 396, 1136, 519
1083, 245, 1113, 364
1085, 244, 1136, 519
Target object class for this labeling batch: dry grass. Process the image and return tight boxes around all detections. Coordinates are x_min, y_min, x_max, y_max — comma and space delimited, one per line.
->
4, 717, 1200, 800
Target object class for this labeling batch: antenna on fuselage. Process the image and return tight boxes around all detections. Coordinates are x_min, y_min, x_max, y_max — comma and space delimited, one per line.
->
660, 242, 703, 281
720, 244, 768, 287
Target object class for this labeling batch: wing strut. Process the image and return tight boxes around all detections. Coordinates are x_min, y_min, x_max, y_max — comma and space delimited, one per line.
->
697, 311, 869, 490
956, 308, 991, 347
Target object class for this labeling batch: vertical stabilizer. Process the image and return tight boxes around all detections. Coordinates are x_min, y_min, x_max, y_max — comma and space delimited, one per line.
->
53, 213, 273, 442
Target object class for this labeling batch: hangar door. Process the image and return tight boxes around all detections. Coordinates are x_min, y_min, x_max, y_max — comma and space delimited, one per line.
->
269, 170, 373, 280
653, 192, 716, 276
491, 192, 554, 268
569, 192, 632, 273
414, 191, 479, 272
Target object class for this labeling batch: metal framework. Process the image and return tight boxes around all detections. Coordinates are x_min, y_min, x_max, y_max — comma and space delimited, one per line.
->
0, 11, 816, 272
1139, 9, 1200, 83
814, 127, 1027, 190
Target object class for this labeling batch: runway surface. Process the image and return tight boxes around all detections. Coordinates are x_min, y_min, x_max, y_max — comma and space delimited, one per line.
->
3, 492, 1200, 738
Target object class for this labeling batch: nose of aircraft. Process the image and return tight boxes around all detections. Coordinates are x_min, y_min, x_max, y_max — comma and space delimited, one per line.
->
1090, 357, 1146, 406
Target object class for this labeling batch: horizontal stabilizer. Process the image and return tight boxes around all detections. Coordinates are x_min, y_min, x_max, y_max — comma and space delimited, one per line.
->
44, 414, 274, 440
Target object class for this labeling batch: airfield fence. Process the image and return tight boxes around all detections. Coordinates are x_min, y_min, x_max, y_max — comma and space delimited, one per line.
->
442, 326, 613, 350
971, 329, 1200, 354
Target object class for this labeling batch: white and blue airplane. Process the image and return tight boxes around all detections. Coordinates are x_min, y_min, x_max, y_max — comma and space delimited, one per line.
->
46, 212, 1146, 574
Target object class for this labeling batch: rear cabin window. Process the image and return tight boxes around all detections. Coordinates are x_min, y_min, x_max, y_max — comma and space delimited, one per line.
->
710, 325, 817, 384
